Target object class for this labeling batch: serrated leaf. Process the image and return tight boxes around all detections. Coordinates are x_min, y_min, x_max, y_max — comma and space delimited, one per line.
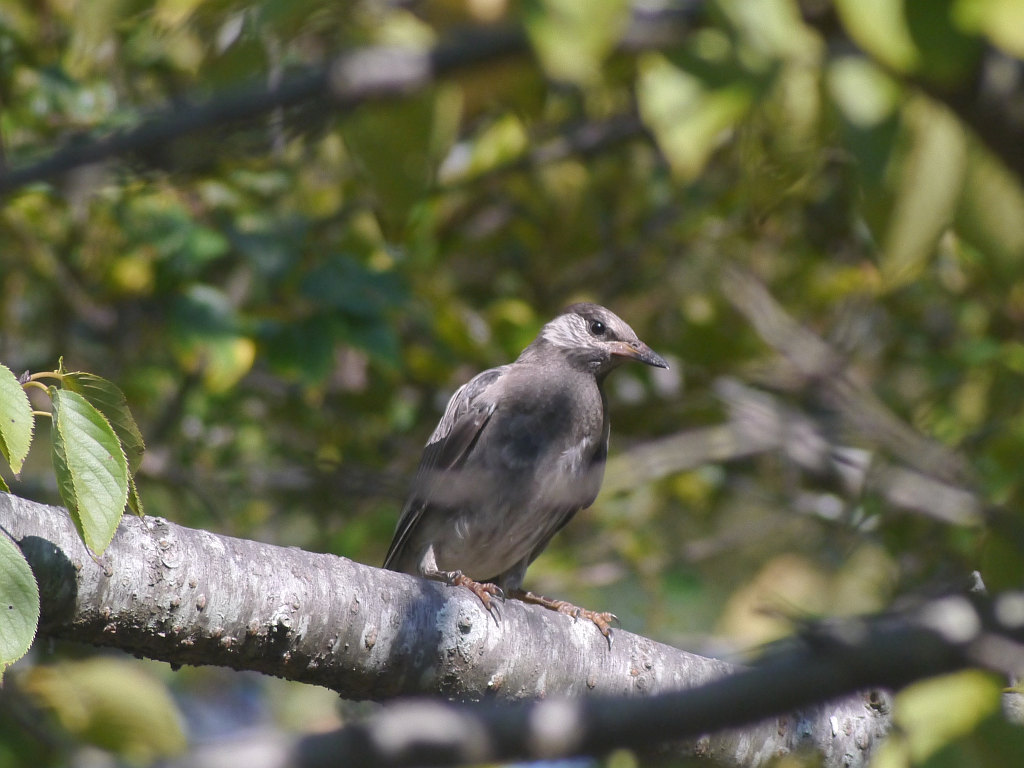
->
126, 473, 144, 517
0, 474, 9, 492
0, 530, 40, 674
62, 372, 146, 473
0, 363, 34, 475
50, 388, 129, 555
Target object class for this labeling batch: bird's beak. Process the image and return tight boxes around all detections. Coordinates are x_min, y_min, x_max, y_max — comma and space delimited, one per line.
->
610, 340, 669, 369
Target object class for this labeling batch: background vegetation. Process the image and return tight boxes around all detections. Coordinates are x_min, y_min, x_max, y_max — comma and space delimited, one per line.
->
1, 0, 1023, 765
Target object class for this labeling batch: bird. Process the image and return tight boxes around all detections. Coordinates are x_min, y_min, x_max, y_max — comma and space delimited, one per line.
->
383, 302, 668, 638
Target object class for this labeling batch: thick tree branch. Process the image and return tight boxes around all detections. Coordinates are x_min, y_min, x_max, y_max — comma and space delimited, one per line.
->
294, 588, 1024, 768
3, 490, 892, 766
8, 488, 1023, 767
5, 490, 729, 701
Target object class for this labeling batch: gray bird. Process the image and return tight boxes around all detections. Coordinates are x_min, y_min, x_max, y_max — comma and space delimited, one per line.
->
384, 303, 668, 637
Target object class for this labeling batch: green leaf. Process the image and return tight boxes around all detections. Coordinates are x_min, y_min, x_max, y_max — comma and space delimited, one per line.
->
0, 530, 40, 674
955, 143, 1024, 267
341, 91, 444, 233
827, 57, 903, 190
905, 0, 983, 87
300, 256, 406, 318
525, 0, 630, 85
126, 474, 144, 517
23, 658, 187, 761
458, 113, 528, 181
827, 56, 902, 131
50, 388, 129, 555
0, 474, 8, 492
881, 98, 967, 288
637, 53, 754, 182
169, 286, 255, 393
0, 363, 34, 475
835, 0, 920, 73
262, 316, 336, 382
893, 670, 1002, 762
954, 0, 1024, 58
924, 711, 1024, 767
62, 372, 146, 473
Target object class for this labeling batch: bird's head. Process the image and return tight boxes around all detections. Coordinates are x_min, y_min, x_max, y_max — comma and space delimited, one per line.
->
529, 302, 669, 375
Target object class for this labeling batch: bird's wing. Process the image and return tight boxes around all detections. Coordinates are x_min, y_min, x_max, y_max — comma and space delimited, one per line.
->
382, 366, 506, 570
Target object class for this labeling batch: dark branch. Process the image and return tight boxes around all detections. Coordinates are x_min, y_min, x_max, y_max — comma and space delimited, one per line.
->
0, 9, 703, 197
0, 27, 529, 196
294, 592, 1024, 767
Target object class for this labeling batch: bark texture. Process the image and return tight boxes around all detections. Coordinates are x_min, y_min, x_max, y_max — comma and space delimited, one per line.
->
2, 491, 891, 766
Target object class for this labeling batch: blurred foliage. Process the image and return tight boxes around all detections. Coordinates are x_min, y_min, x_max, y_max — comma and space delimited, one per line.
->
1, 0, 1023, 765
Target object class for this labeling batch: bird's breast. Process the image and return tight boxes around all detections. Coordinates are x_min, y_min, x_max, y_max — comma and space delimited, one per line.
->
427, 370, 607, 578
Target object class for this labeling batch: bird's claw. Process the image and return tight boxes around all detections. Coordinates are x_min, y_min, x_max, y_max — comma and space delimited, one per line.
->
509, 589, 617, 645
448, 572, 504, 625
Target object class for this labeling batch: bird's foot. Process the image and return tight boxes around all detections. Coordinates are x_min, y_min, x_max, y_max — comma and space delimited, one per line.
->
509, 589, 618, 645
445, 571, 504, 623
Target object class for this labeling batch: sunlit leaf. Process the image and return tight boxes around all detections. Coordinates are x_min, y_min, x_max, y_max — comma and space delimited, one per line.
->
835, 0, 919, 73
0, 531, 39, 674
637, 53, 754, 181
524, 0, 630, 85
827, 57, 902, 130
451, 113, 528, 182
22, 658, 187, 761
717, 0, 821, 63
62, 372, 146, 474
0, 363, 33, 475
893, 670, 1002, 762
954, 0, 1024, 57
881, 99, 967, 288
50, 388, 129, 555
956, 144, 1024, 266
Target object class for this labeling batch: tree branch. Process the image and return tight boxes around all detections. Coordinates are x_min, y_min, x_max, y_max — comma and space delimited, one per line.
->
0, 27, 527, 196
2, 490, 734, 701
293, 586, 1024, 768
604, 376, 982, 527
3, 490, 893, 765
721, 267, 974, 485
0, 8, 702, 197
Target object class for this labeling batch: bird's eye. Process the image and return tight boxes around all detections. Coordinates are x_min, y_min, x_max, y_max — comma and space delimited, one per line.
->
589, 320, 606, 336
